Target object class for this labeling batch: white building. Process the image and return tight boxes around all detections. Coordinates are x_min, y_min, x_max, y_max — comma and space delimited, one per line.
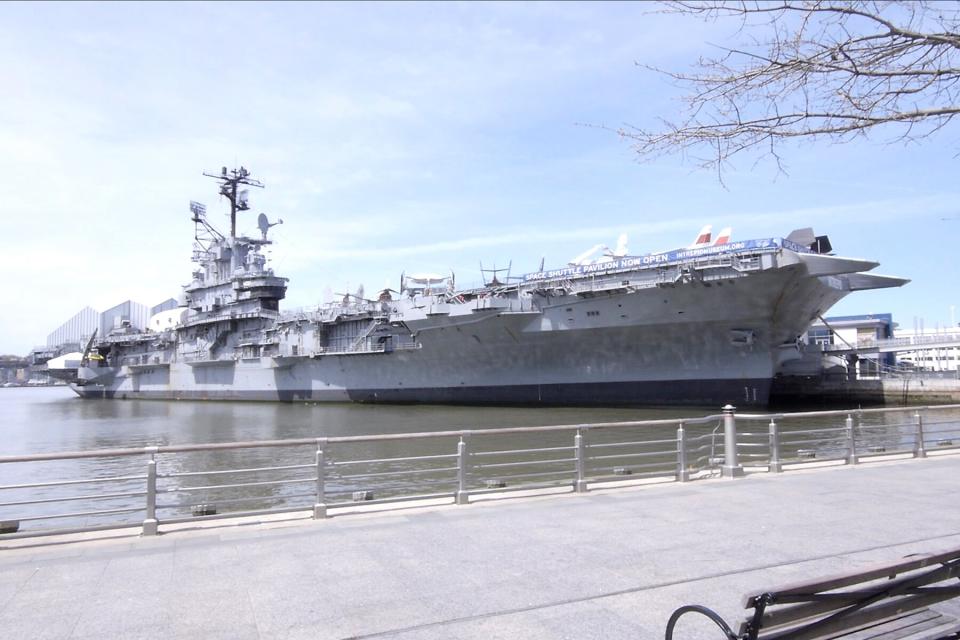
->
895, 328, 960, 372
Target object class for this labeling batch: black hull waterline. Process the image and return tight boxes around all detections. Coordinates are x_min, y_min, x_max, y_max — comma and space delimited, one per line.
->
73, 377, 772, 407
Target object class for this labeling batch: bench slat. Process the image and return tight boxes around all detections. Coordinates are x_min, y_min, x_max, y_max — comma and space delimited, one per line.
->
743, 585, 960, 634
840, 609, 942, 640
757, 592, 960, 640
743, 550, 960, 609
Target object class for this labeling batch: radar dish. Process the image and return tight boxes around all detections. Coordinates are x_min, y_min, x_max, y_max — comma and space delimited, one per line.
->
257, 213, 282, 240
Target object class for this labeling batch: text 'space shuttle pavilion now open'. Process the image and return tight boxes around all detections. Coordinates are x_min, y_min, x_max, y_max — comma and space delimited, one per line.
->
45, 167, 909, 406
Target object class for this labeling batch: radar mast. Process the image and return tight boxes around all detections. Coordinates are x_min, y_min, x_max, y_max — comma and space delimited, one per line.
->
201, 166, 265, 238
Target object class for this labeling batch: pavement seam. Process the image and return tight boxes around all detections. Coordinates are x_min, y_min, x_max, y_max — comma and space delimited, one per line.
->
0, 565, 39, 613
343, 530, 960, 640
66, 556, 110, 639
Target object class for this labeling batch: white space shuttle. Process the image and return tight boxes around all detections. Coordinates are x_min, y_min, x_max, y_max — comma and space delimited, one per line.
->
568, 233, 630, 266
568, 244, 605, 266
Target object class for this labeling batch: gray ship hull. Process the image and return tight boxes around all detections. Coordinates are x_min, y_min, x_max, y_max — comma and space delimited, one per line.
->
70, 265, 849, 407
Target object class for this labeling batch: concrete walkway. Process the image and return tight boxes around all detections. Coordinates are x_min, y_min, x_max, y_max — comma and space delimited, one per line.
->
3, 455, 960, 639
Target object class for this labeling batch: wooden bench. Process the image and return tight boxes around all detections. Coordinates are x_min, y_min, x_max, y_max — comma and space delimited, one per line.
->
665, 548, 960, 640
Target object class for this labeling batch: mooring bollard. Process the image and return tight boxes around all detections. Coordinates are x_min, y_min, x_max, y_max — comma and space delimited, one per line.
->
142, 446, 159, 536
914, 412, 927, 459
768, 418, 783, 473
676, 423, 690, 482
722, 404, 744, 478
455, 436, 469, 505
574, 428, 589, 493
314, 439, 327, 519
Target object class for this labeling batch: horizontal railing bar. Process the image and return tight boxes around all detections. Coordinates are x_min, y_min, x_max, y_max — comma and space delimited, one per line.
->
329, 453, 458, 466
929, 429, 960, 437
468, 478, 575, 496
162, 463, 315, 478
328, 480, 457, 496
0, 475, 147, 491
14, 506, 144, 522
588, 449, 676, 462
783, 455, 849, 464
779, 437, 845, 446
473, 458, 576, 470
589, 469, 675, 482
857, 424, 914, 432
0, 449, 150, 463
687, 433, 722, 443
160, 477, 315, 493
923, 428, 960, 436
858, 447, 914, 456
334, 466, 459, 480
157, 492, 319, 511
475, 469, 575, 482
687, 445, 717, 456
736, 442, 769, 448
326, 491, 454, 508
779, 427, 848, 436
591, 460, 676, 473
159, 504, 313, 525
856, 439, 912, 449
0, 520, 143, 540
781, 447, 850, 455
0, 490, 148, 508
587, 438, 677, 449
472, 445, 574, 457
737, 404, 960, 421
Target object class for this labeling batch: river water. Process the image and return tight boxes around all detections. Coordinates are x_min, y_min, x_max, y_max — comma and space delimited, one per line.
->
2, 387, 958, 534
1, 386, 714, 456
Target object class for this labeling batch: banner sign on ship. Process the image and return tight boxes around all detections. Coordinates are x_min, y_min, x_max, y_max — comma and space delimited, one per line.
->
522, 237, 810, 283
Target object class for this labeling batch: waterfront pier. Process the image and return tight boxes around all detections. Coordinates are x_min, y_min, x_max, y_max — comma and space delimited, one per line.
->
3, 450, 960, 638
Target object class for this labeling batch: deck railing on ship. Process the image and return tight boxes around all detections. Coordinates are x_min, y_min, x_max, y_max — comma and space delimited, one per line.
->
1, 404, 959, 540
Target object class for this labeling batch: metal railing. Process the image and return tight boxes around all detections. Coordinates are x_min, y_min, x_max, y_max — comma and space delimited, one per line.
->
1, 405, 959, 540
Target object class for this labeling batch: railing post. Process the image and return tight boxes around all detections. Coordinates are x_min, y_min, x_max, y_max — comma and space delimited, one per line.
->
676, 423, 690, 482
455, 436, 469, 505
142, 446, 159, 536
313, 438, 327, 519
574, 428, 589, 493
768, 418, 783, 473
722, 404, 744, 478
846, 414, 859, 465
914, 411, 927, 459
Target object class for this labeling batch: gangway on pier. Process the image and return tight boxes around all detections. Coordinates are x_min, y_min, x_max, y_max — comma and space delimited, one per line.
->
819, 332, 960, 356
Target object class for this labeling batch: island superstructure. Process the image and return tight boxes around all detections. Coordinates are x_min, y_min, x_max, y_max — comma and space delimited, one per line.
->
50, 167, 908, 406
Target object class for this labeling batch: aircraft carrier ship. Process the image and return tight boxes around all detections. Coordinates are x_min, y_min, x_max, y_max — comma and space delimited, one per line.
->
51, 167, 908, 406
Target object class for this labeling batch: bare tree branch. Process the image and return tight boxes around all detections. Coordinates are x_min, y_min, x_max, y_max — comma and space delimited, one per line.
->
623, 1, 960, 174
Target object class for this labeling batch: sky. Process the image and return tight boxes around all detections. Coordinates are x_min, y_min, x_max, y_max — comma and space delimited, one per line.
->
2, 1, 958, 356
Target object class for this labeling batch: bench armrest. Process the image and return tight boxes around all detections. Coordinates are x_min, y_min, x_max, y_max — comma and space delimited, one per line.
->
665, 604, 739, 640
